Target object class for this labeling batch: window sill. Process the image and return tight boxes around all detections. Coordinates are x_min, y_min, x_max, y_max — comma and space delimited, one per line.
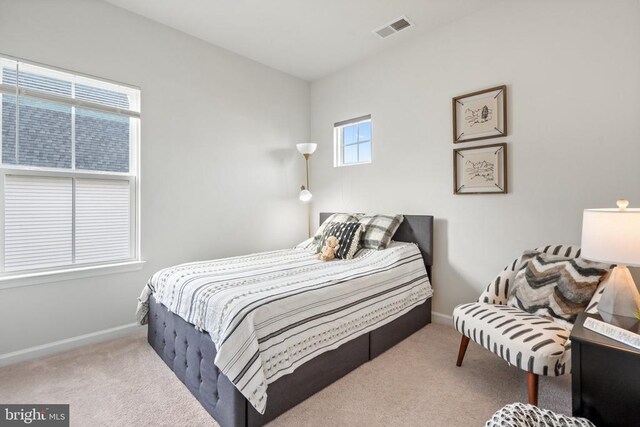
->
334, 160, 372, 168
0, 260, 146, 290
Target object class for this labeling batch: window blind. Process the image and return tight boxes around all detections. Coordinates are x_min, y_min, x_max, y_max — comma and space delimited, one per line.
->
5, 175, 73, 271
0, 55, 140, 275
75, 179, 131, 264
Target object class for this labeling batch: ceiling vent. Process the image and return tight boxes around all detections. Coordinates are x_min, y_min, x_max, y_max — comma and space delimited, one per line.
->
374, 16, 413, 39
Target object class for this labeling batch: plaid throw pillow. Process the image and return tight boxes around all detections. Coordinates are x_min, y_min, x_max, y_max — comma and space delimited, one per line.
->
318, 222, 363, 260
358, 214, 404, 249
312, 213, 362, 252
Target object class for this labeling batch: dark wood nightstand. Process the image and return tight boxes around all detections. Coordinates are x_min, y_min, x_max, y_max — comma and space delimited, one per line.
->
571, 312, 640, 427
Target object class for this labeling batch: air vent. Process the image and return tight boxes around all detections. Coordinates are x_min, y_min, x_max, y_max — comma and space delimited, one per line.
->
374, 16, 413, 39
375, 26, 396, 38
390, 18, 411, 31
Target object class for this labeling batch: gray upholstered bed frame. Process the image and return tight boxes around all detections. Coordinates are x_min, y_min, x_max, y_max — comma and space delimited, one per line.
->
147, 213, 433, 427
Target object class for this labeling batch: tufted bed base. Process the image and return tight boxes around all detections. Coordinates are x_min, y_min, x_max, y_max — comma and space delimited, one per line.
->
148, 294, 432, 427
147, 213, 434, 426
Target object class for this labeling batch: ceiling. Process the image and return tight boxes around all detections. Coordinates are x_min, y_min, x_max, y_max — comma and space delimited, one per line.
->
103, 0, 495, 81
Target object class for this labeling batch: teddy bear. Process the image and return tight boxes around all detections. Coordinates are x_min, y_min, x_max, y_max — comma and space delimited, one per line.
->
319, 236, 340, 261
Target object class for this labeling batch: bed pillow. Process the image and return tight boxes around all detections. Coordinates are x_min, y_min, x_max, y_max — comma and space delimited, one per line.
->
318, 222, 363, 260
312, 213, 362, 251
507, 250, 611, 328
295, 237, 316, 250
358, 214, 404, 250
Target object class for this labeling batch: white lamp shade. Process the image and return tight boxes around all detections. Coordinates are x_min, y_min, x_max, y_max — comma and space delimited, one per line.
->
299, 188, 312, 202
581, 208, 640, 266
296, 143, 317, 155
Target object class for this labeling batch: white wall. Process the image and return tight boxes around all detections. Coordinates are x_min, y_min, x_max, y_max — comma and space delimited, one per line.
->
0, 0, 309, 356
310, 0, 640, 318
1, 0, 638, 360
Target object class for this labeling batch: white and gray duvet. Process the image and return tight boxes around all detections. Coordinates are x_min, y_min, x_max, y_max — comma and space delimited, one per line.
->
136, 242, 432, 414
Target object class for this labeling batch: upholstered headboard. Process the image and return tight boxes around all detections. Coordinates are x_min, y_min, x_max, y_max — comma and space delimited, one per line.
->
319, 213, 434, 279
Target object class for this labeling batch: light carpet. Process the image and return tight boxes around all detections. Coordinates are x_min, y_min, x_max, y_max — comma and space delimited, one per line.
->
0, 323, 571, 426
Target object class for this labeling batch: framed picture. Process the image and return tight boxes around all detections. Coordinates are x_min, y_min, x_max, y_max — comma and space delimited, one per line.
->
453, 143, 507, 195
453, 85, 507, 143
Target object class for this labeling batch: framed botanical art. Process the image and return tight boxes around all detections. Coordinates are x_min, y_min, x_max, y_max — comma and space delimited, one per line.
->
453, 143, 507, 195
453, 85, 507, 143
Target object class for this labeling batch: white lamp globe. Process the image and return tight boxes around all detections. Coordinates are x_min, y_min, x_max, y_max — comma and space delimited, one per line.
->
299, 188, 312, 202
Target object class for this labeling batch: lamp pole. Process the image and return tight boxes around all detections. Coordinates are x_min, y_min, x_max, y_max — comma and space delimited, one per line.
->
296, 143, 317, 239
304, 153, 311, 238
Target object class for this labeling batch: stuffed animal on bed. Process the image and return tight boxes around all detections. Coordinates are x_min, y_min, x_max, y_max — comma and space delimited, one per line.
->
319, 236, 340, 261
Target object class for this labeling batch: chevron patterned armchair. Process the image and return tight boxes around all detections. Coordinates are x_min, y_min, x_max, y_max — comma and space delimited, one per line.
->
452, 245, 607, 406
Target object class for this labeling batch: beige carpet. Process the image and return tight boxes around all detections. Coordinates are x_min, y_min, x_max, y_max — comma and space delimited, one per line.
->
0, 324, 571, 426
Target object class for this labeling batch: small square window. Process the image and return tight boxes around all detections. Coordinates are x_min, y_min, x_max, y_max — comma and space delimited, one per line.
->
334, 115, 372, 167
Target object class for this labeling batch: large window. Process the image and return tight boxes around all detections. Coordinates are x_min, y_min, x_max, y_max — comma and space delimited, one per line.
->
334, 115, 372, 167
0, 56, 140, 274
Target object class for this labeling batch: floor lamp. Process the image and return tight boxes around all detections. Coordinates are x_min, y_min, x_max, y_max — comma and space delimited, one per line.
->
296, 143, 317, 238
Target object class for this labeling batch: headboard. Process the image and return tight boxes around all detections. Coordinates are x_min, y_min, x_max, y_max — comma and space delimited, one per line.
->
319, 213, 434, 279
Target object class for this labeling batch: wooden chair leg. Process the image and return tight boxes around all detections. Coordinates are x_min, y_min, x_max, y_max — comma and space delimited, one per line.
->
527, 372, 539, 406
456, 335, 470, 367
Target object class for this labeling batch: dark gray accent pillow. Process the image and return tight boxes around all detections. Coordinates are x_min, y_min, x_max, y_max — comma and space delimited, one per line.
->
318, 222, 363, 260
312, 213, 361, 252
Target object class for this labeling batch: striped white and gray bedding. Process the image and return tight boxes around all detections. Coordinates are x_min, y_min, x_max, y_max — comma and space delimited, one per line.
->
136, 241, 432, 414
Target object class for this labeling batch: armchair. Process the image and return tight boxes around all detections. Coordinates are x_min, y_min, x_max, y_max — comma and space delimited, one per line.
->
452, 245, 606, 406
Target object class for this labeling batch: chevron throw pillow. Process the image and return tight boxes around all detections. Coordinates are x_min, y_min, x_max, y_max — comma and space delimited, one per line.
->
507, 251, 611, 329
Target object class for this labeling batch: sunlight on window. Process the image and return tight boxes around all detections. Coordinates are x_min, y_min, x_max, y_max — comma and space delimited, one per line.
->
334, 116, 372, 167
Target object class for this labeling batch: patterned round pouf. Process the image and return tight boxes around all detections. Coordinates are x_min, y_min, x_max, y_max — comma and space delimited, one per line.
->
485, 403, 595, 427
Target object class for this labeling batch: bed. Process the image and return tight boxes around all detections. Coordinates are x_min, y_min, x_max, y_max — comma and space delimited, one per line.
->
139, 213, 433, 426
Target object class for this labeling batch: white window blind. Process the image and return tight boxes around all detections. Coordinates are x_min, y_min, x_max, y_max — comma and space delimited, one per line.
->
0, 55, 140, 276
5, 175, 73, 271
75, 179, 130, 263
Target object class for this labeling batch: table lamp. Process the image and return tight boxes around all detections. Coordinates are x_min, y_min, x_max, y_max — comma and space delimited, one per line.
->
296, 143, 317, 237
581, 199, 640, 319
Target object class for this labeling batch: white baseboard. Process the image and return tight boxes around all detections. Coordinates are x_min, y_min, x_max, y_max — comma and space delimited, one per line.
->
0, 311, 454, 367
0, 322, 145, 368
432, 311, 453, 327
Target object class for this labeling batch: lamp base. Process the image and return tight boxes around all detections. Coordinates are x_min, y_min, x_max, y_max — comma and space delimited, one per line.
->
597, 265, 640, 319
